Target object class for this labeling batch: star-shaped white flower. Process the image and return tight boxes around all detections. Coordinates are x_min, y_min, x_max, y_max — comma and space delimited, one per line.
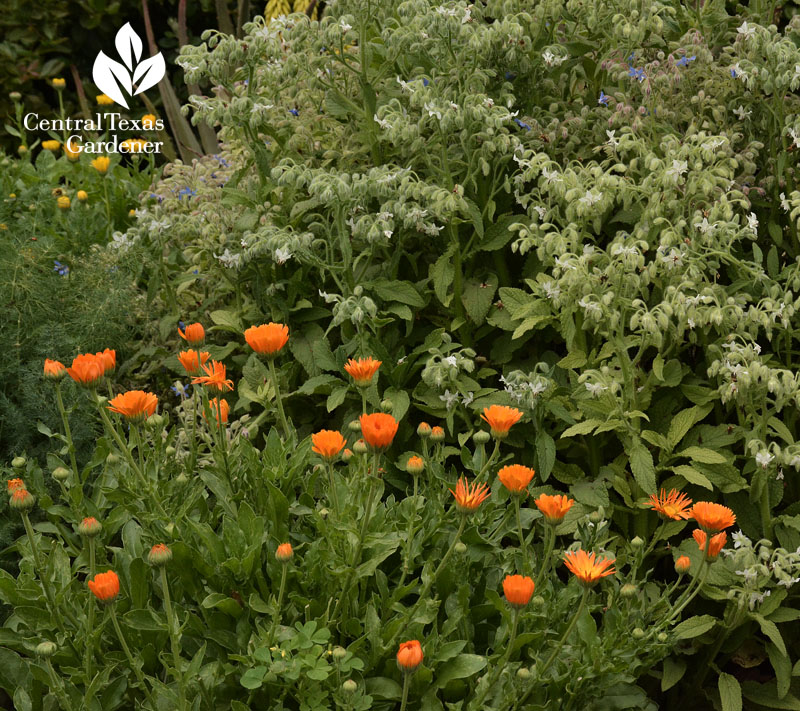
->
737, 21, 755, 40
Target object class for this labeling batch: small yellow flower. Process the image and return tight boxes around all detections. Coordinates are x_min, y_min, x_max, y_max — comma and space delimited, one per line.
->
142, 114, 157, 130
96, 94, 114, 106
91, 156, 110, 174
64, 143, 80, 161
57, 196, 71, 210
42, 140, 61, 152
52, 78, 66, 90
121, 138, 146, 154
129, 209, 135, 217
18, 145, 27, 156
77, 190, 88, 203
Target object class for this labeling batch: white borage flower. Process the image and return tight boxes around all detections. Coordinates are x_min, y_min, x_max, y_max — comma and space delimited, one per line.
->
461, 391, 474, 406
706, 137, 727, 150
585, 382, 608, 396
611, 244, 638, 257
777, 468, 784, 481
666, 159, 688, 181
149, 218, 171, 232
396, 76, 413, 92
319, 289, 341, 303
541, 280, 561, 299
439, 389, 460, 409
606, 130, 620, 148
383, 230, 393, 240
533, 205, 547, 220
541, 167, 563, 184
747, 212, 759, 235
781, 193, 790, 212
373, 114, 391, 130
339, 19, 352, 31
790, 455, 800, 470
462, 5, 473, 23
528, 380, 548, 397
435, 5, 460, 16
777, 576, 800, 588
731, 530, 751, 549
755, 451, 774, 469
274, 247, 292, 264
443, 355, 458, 367
542, 50, 566, 67
554, 255, 575, 270
485, 97, 495, 108
733, 105, 751, 120
748, 590, 771, 610
578, 189, 603, 206
735, 568, 758, 582
737, 21, 756, 40
424, 103, 443, 120
730, 63, 748, 81
578, 297, 602, 317
214, 248, 242, 269
449, 102, 459, 111
687, 317, 696, 329
789, 128, 800, 148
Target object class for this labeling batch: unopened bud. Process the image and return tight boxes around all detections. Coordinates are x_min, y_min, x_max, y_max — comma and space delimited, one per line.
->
332, 646, 347, 660
106, 453, 120, 465
342, 679, 358, 694
342, 448, 353, 462
147, 414, 165, 428
531, 595, 545, 607
417, 422, 432, 437
473, 431, 490, 445
36, 641, 57, 658
78, 517, 102, 537
430, 426, 445, 442
9, 489, 35, 511
354, 439, 367, 454
9, 92, 21, 101
588, 510, 603, 524
657, 632, 668, 642
148, 543, 172, 566
348, 420, 361, 433
631, 536, 644, 549
632, 627, 646, 640
176, 472, 189, 485
165, 446, 176, 457
620, 583, 637, 598
454, 541, 467, 554
11, 456, 26, 469
516, 667, 531, 679
380, 399, 393, 413
407, 456, 424, 475
52, 467, 70, 482
276, 543, 293, 562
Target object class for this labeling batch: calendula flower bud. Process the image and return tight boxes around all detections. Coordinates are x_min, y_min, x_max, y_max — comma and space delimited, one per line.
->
342, 448, 353, 462
36, 641, 57, 658
342, 679, 358, 694
176, 472, 189, 485
675, 555, 691, 573
11, 456, 26, 469
473, 430, 490, 445
10, 488, 35, 511
148, 543, 172, 566
354, 439, 368, 455
430, 426, 445, 442
77, 190, 88, 202
147, 413, 165, 428
52, 467, 70, 482
348, 420, 361, 433
620, 583, 637, 598
516, 668, 531, 680
18, 145, 27, 156
380, 399, 393, 413
165, 446, 176, 456
588, 510, 604, 524
78, 517, 102, 537
276, 543, 293, 562
631, 536, 644, 548
454, 541, 467, 554
417, 422, 432, 437
632, 627, 646, 640
657, 632, 668, 642
332, 646, 347, 660
9, 92, 22, 102
531, 595, 545, 607
407, 456, 424, 475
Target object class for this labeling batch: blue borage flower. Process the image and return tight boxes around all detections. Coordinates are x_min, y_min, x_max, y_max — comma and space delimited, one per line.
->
676, 55, 696, 67
628, 67, 645, 82
289, 108, 299, 116
171, 382, 188, 398
513, 118, 531, 131
598, 91, 609, 106
53, 260, 69, 276
177, 187, 197, 200
505, 71, 516, 81
422, 78, 430, 87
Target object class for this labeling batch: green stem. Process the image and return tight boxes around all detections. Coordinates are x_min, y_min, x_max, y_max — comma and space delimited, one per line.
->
109, 606, 156, 708
160, 566, 187, 711
667, 534, 712, 624
85, 538, 96, 681
400, 474, 420, 584
472, 608, 521, 708
327, 461, 341, 517
399, 672, 411, 711
269, 564, 289, 643
514, 497, 531, 575
46, 658, 74, 711
55, 383, 79, 480
102, 177, 112, 236
476, 440, 501, 483
268, 359, 290, 439
533, 524, 555, 591
189, 388, 198, 471
760, 479, 772, 540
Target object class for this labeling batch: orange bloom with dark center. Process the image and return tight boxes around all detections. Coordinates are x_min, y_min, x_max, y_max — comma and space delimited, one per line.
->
689, 502, 736, 533
675, 555, 691, 573
563, 549, 616, 586
245, 323, 289, 355
87, 570, 119, 602
43, 359, 66, 380
646, 489, 693, 521
396, 640, 423, 672
312, 430, 346, 459
449, 476, 490, 513
7, 478, 25, 493
67, 353, 106, 387
276, 543, 293, 561
535, 493, 575, 523
96, 348, 116, 374
344, 357, 382, 387
179, 322, 205, 345
497, 464, 535, 493
692, 529, 727, 558
503, 574, 535, 608
481, 405, 522, 438
359, 413, 399, 451
177, 350, 210, 375
192, 361, 234, 392
107, 391, 158, 422
205, 398, 229, 424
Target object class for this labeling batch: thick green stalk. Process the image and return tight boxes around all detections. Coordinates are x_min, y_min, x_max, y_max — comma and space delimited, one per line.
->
21, 512, 68, 636
109, 606, 156, 708
55, 383, 79, 480
85, 538, 96, 681
160, 566, 187, 711
46, 657, 74, 711
269, 564, 289, 643
476, 440, 501, 482
268, 359, 290, 438
399, 673, 411, 711
533, 524, 556, 591
514, 497, 531, 575
472, 608, 521, 708
327, 461, 341, 517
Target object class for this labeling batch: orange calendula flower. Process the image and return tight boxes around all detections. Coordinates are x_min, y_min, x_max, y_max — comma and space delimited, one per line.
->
645, 489, 693, 521
205, 398, 229, 424
107, 391, 158, 422
503, 574, 535, 608
534, 493, 575, 523
78, 517, 102, 537
276, 543, 293, 562
87, 570, 119, 603
449, 476, 490, 513
96, 348, 116, 375
43, 359, 67, 380
430, 426, 445, 442
67, 353, 105, 387
689, 502, 736, 533
179, 322, 205, 345
692, 529, 727, 559
344, 357, 382, 387
407, 455, 424, 475
497, 464, 535, 494
148, 543, 172, 566
192, 361, 234, 392
359, 413, 399, 451
481, 405, 523, 439
142, 114, 158, 130
563, 549, 616, 587
674, 555, 691, 573
9, 488, 35, 511
244, 323, 289, 356
7, 478, 25, 493
311, 430, 347, 460
177, 349, 210, 375
396, 640, 423, 673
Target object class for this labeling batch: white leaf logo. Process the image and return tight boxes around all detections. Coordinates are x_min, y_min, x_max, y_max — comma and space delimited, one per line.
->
92, 23, 165, 108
